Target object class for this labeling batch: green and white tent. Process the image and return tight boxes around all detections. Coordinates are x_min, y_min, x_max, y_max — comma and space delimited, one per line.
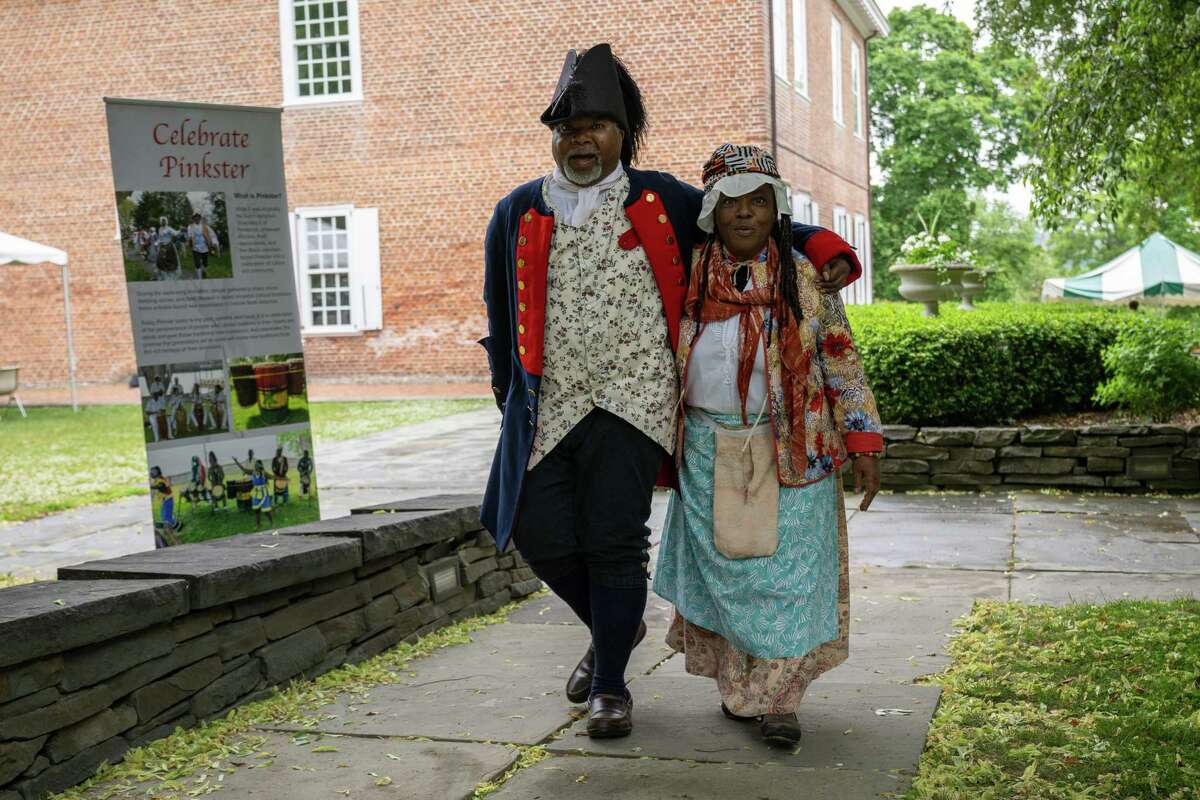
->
1042, 233, 1200, 304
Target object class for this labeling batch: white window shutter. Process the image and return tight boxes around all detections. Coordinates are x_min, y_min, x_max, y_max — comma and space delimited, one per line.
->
810, 201, 820, 227
351, 207, 382, 331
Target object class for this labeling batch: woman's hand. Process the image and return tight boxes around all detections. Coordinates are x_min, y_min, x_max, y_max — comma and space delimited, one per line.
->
852, 454, 881, 511
815, 257, 851, 294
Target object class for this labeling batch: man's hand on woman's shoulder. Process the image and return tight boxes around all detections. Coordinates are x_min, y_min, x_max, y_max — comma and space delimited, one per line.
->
815, 257, 851, 294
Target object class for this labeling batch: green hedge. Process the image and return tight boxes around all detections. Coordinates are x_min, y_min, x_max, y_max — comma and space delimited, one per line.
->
845, 303, 1136, 426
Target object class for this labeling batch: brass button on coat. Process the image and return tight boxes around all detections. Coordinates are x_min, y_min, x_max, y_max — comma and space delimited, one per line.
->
524, 213, 532, 222
519, 302, 527, 311
645, 193, 656, 202
518, 280, 526, 290
518, 324, 526, 334
519, 345, 527, 355
657, 214, 667, 224
518, 235, 527, 245
517, 258, 525, 268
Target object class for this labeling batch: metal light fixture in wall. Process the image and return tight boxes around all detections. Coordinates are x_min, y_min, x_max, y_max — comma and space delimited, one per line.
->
424, 556, 462, 602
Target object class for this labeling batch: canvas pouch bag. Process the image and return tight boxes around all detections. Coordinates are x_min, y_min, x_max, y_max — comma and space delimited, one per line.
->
712, 423, 779, 558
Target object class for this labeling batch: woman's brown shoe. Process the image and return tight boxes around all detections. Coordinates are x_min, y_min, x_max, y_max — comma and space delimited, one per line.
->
586, 692, 633, 738
759, 713, 802, 747
565, 620, 648, 704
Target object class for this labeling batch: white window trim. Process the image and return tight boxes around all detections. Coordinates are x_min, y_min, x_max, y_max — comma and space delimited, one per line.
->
831, 17, 844, 126
850, 42, 864, 138
291, 203, 387, 338
279, 0, 364, 108
854, 212, 872, 305
792, 0, 809, 98
791, 191, 813, 225
772, 0, 788, 80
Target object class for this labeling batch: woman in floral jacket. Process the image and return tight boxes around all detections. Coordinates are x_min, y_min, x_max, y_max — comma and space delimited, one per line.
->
653, 144, 883, 746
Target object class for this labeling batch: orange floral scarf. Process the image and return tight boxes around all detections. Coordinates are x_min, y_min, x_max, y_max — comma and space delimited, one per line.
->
685, 239, 810, 467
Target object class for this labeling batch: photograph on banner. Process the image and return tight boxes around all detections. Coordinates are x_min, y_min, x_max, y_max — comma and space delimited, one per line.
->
147, 426, 318, 547
228, 353, 310, 431
117, 190, 230, 282
140, 360, 231, 444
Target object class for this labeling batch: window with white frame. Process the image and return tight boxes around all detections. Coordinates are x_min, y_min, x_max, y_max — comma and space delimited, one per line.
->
831, 17, 844, 125
791, 191, 813, 225
279, 0, 363, 105
290, 205, 381, 334
792, 0, 808, 96
850, 42, 863, 137
854, 212, 872, 304
833, 206, 850, 240
772, 0, 788, 79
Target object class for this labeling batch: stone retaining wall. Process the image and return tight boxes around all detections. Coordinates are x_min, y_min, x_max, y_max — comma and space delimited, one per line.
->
0, 496, 537, 800
870, 424, 1200, 492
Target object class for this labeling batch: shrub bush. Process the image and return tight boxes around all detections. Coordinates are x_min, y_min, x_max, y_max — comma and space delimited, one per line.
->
846, 303, 1133, 425
1093, 316, 1200, 421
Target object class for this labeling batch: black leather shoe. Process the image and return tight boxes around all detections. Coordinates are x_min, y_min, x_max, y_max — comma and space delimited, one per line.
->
586, 692, 633, 738
565, 620, 647, 704
721, 702, 758, 722
760, 713, 802, 747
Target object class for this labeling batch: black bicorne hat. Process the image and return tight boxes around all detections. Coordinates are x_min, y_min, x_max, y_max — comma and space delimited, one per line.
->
542, 45, 648, 166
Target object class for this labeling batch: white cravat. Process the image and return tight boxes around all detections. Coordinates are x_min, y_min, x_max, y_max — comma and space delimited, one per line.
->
546, 163, 626, 227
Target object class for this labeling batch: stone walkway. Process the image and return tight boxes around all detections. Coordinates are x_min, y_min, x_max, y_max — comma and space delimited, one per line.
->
11, 408, 1200, 798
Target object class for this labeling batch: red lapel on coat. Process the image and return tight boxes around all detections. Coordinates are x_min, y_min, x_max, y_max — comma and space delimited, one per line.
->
624, 189, 687, 349
515, 208, 554, 376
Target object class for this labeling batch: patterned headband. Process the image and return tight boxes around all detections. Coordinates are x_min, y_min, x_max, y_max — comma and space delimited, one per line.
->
701, 143, 782, 192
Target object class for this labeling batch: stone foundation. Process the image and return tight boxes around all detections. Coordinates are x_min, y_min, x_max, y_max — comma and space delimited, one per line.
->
0, 497, 537, 800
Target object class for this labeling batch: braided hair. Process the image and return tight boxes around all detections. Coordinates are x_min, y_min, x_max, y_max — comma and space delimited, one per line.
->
611, 55, 646, 165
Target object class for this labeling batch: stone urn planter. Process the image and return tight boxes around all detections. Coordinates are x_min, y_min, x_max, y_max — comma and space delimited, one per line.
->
959, 268, 988, 310
889, 262, 972, 316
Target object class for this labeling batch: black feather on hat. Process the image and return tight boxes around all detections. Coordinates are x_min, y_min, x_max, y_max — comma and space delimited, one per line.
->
540, 44, 646, 165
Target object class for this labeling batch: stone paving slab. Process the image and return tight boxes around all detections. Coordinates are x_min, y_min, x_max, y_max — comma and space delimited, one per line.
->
848, 567, 1009, 634
1011, 492, 1182, 515
506, 586, 675, 632
490, 754, 905, 800
1009, 571, 1200, 604
258, 623, 671, 745
547, 674, 940, 772
1014, 528, 1200, 574
84, 732, 520, 800
1016, 511, 1198, 543
853, 492, 1014, 514
848, 512, 1013, 570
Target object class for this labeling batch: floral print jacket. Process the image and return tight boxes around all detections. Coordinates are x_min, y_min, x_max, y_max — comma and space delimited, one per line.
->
675, 248, 884, 487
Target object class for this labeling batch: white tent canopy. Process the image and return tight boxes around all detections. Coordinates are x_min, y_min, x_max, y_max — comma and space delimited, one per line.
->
0, 231, 76, 410
0, 232, 67, 267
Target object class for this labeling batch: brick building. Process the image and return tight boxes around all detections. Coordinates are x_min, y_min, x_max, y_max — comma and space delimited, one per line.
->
0, 0, 886, 388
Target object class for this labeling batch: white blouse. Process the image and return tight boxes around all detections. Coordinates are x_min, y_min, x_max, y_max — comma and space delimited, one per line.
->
685, 273, 769, 419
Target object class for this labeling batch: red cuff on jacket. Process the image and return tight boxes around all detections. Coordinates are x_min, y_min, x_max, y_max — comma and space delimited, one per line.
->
844, 431, 884, 453
804, 230, 862, 285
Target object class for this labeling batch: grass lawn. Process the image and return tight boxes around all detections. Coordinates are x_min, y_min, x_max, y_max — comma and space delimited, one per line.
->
230, 391, 310, 431
123, 248, 234, 282
159, 473, 321, 543
908, 599, 1200, 799
0, 399, 489, 523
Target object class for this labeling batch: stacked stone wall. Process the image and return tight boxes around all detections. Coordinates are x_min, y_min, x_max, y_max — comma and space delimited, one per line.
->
864, 424, 1200, 492
0, 499, 536, 800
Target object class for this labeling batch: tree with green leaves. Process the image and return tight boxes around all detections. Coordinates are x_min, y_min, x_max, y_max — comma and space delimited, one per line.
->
976, 0, 1200, 222
869, 5, 1040, 299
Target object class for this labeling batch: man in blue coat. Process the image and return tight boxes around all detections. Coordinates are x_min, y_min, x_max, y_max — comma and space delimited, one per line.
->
479, 44, 861, 737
